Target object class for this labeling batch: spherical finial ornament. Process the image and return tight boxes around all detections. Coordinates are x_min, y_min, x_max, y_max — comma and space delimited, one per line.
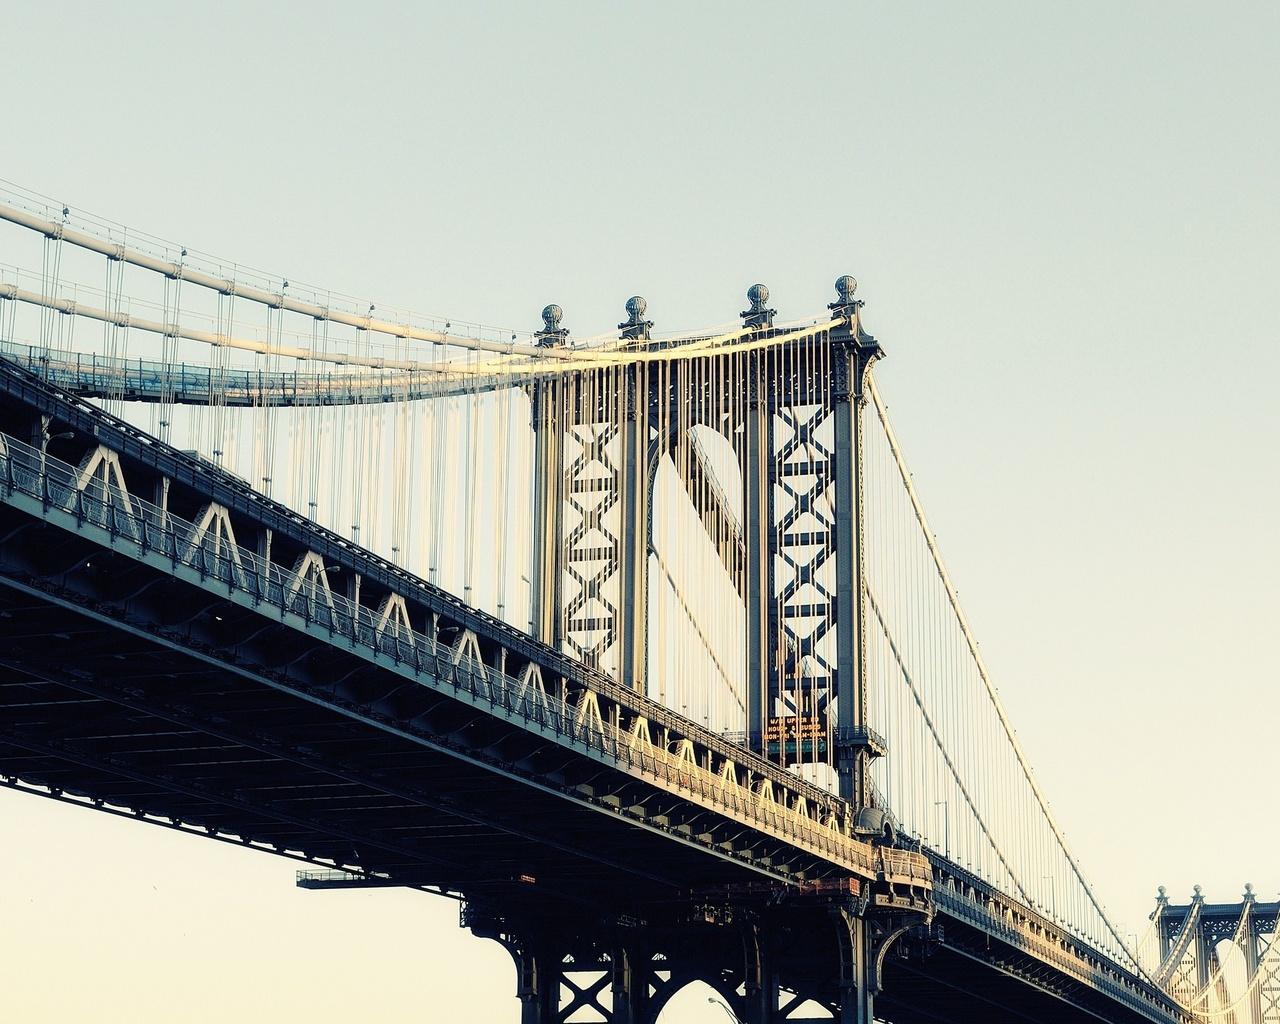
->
747, 283, 769, 310
625, 295, 647, 319
1246, 883, 1255, 894
835, 275, 858, 303
1158, 886, 1166, 896
542, 304, 563, 330
1194, 884, 1202, 896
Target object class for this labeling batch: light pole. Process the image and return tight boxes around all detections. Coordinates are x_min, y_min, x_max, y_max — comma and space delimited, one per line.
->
707, 995, 742, 1023
934, 800, 949, 860
520, 574, 533, 633
38, 428, 74, 503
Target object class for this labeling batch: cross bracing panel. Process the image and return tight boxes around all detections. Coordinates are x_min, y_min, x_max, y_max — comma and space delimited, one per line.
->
562, 420, 622, 670
769, 401, 839, 766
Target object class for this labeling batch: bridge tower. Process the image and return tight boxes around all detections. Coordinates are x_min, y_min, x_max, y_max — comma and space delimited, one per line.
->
499, 281, 898, 1024
527, 280, 883, 806
1153, 885, 1280, 1023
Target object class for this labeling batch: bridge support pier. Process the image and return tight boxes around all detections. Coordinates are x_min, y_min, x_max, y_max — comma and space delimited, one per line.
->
480, 921, 655, 1024
466, 890, 914, 1024
834, 913, 874, 1024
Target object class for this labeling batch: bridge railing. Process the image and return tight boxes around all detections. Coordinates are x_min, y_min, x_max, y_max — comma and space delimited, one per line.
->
0, 427, 933, 888
930, 859, 1192, 1024
0, 338, 512, 407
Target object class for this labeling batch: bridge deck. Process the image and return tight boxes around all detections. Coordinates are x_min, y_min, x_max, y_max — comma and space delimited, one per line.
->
0, 356, 1193, 1024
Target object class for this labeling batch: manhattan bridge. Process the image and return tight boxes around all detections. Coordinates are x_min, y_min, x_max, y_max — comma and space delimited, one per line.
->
0, 185, 1274, 1024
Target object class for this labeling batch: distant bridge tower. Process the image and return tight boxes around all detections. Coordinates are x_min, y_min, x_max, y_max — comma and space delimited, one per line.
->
1153, 884, 1280, 1023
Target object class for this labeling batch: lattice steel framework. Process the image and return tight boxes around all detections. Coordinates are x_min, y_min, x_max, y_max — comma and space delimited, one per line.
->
1155, 886, 1280, 1024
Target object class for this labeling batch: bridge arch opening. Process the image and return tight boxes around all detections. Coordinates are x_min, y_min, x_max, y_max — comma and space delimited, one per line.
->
648, 979, 734, 1024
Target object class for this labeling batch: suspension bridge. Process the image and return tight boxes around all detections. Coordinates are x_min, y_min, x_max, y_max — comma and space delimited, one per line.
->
0, 185, 1273, 1024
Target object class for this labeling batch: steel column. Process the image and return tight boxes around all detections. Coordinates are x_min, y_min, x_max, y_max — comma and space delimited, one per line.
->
742, 920, 777, 1024
830, 278, 879, 807
743, 359, 774, 758
832, 366, 866, 807
531, 308, 567, 650
1242, 887, 1264, 1024
617, 363, 649, 692
531, 380, 565, 649
839, 914, 875, 1024
742, 287, 777, 757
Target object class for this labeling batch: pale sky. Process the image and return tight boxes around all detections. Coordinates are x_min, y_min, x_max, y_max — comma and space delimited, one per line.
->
2, 3, 1278, 1022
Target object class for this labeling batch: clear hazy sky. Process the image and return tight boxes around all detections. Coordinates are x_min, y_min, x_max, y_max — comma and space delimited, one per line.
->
2, 3, 1278, 1022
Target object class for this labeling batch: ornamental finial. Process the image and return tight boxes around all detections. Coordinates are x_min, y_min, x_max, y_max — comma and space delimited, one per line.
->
829, 274, 862, 318
536, 304, 568, 348
619, 295, 652, 341
741, 283, 775, 329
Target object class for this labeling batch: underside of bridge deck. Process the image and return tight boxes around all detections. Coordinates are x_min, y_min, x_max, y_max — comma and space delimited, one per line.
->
0, 503, 789, 915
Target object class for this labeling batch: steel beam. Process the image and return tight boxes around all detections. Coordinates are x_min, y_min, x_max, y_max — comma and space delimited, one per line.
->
742, 358, 773, 759
531, 375, 565, 650
829, 285, 880, 807
617, 365, 648, 692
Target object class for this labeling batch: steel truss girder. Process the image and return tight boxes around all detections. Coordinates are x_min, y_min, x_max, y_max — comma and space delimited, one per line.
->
0, 558, 810, 898
927, 868, 1191, 1024
0, 650, 644, 883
